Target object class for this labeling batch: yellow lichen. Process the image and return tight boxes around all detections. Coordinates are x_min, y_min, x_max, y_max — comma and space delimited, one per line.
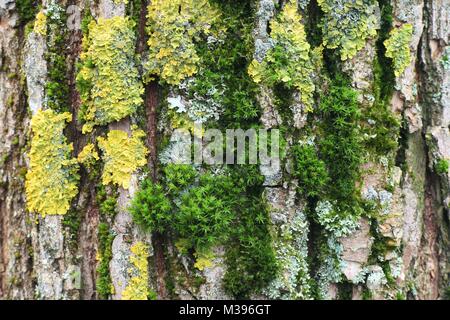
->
145, 0, 220, 85
77, 143, 99, 167
97, 129, 148, 189
384, 24, 413, 77
122, 242, 149, 300
194, 251, 214, 271
34, 11, 47, 36
317, 0, 378, 60
25, 109, 79, 216
248, 1, 315, 111
77, 17, 144, 133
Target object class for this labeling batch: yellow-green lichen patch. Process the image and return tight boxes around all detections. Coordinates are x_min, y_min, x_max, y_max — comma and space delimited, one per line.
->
77, 16, 144, 133
193, 251, 214, 271
97, 129, 148, 189
384, 24, 413, 77
122, 242, 150, 300
25, 109, 79, 216
77, 143, 99, 167
248, 1, 315, 111
33, 10, 47, 36
145, 0, 220, 85
317, 0, 378, 60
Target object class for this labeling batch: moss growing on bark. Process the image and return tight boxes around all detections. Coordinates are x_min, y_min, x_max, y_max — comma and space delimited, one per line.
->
96, 222, 114, 299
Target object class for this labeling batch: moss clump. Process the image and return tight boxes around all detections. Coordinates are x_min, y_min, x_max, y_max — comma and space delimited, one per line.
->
362, 1, 399, 156
130, 165, 277, 298
122, 242, 152, 300
248, 1, 315, 111
189, 0, 260, 123
96, 186, 119, 218
292, 144, 329, 198
62, 209, 81, 250
96, 222, 114, 299
384, 24, 413, 77
319, 75, 363, 206
130, 180, 172, 233
77, 16, 144, 133
44, 3, 71, 113
435, 159, 449, 175
317, 0, 378, 60
145, 0, 220, 85
17, 0, 39, 25
25, 109, 79, 216
97, 129, 148, 189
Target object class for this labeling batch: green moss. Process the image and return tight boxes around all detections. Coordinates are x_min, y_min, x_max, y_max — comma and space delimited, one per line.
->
44, 3, 70, 113
96, 222, 114, 299
77, 16, 144, 133
319, 75, 363, 207
62, 208, 81, 250
25, 109, 79, 216
96, 185, 119, 218
16, 0, 39, 25
188, 0, 260, 124
435, 159, 449, 175
130, 179, 172, 233
222, 167, 277, 299
292, 144, 329, 198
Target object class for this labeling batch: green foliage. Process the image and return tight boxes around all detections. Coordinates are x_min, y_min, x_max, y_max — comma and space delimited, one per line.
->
25, 109, 79, 216
130, 179, 172, 233
97, 129, 148, 189
248, 1, 315, 111
292, 144, 329, 198
96, 222, 114, 299
384, 23, 413, 77
317, 0, 378, 60
435, 159, 449, 175
163, 163, 197, 195
145, 0, 220, 85
77, 16, 144, 133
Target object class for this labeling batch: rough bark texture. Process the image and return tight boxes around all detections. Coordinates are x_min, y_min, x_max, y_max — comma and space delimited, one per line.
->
0, 0, 448, 300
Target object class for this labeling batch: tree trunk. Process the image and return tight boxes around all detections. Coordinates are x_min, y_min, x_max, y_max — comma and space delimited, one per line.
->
0, 0, 448, 300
